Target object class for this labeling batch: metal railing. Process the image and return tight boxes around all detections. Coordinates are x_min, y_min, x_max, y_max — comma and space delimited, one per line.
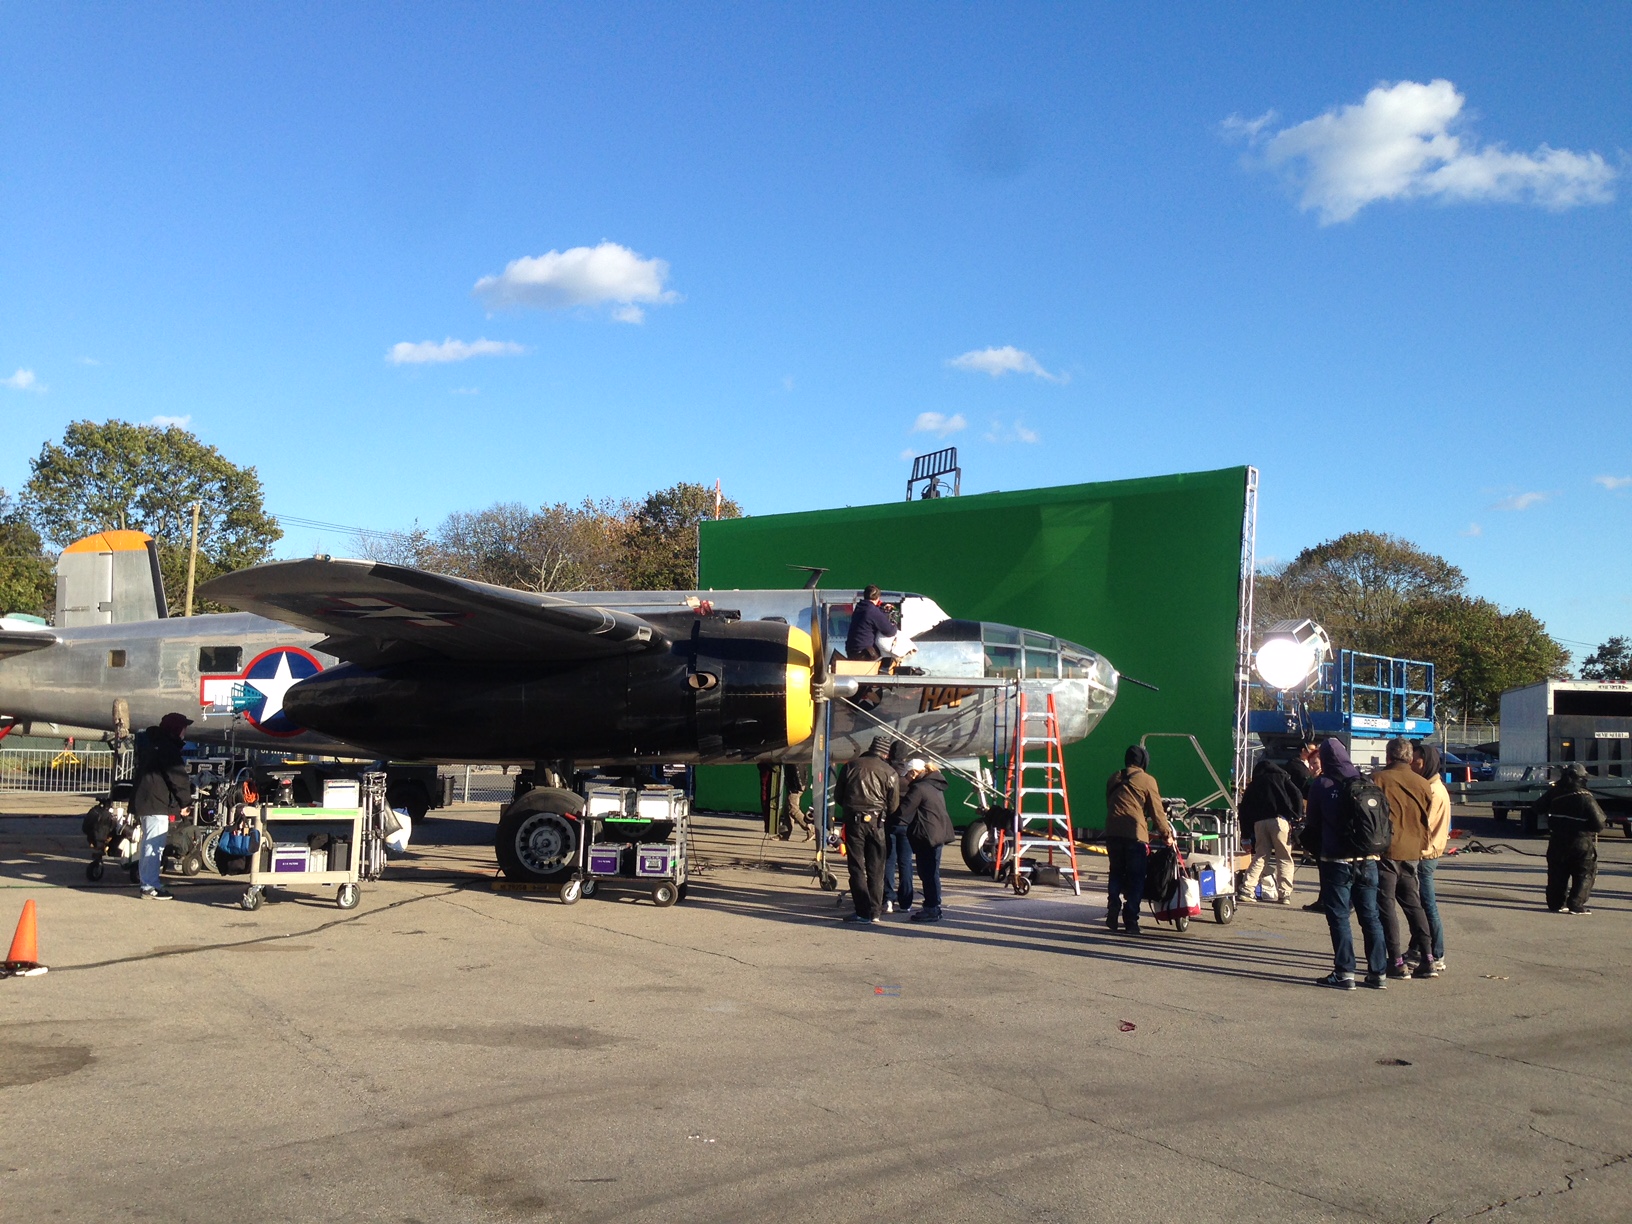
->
0, 747, 121, 795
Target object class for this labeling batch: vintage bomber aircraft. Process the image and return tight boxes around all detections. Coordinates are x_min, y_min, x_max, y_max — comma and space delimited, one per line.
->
0, 556, 1119, 882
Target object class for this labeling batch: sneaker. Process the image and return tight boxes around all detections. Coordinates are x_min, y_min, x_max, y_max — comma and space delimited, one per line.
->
1105, 914, 1119, 932
140, 888, 174, 901
1315, 972, 1356, 990
1404, 950, 1422, 967
1549, 907, 1570, 914
909, 908, 941, 923
1302, 901, 1325, 912
1387, 960, 1411, 980
1236, 891, 1256, 904
842, 914, 876, 924
1121, 925, 1143, 937
1431, 957, 1446, 972
882, 900, 895, 914
1274, 896, 1294, 905
1362, 973, 1387, 990
1412, 962, 1439, 979
1569, 907, 1592, 916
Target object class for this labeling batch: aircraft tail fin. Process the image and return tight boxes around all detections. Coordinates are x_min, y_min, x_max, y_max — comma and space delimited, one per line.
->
55, 531, 168, 627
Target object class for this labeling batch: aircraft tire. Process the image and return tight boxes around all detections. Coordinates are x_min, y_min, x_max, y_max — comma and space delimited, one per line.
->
496, 789, 585, 883
961, 818, 996, 876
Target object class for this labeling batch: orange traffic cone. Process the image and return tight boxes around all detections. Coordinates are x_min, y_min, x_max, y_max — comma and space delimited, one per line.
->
2, 899, 48, 978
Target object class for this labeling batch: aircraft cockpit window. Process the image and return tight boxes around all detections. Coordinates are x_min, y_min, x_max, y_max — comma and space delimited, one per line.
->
983, 625, 1021, 646
984, 645, 1021, 678
1022, 630, 1054, 650
199, 646, 243, 674
107, 650, 127, 668
1024, 646, 1059, 679
1062, 651, 1095, 679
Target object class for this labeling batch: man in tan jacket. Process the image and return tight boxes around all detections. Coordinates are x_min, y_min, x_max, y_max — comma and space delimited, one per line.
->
1103, 745, 1175, 936
1374, 738, 1437, 979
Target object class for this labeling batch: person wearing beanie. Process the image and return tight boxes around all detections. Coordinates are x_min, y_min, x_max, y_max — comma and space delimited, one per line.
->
130, 712, 193, 900
1103, 744, 1174, 935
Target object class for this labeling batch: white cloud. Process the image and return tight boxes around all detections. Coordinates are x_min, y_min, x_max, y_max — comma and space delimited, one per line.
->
1593, 475, 1632, 491
912, 412, 967, 438
2, 368, 44, 392
899, 449, 918, 462
76, 356, 101, 366
947, 345, 1063, 382
149, 414, 192, 429
473, 241, 679, 322
1230, 79, 1617, 224
1491, 491, 1549, 511
1460, 522, 1483, 537
984, 419, 1040, 444
387, 338, 525, 365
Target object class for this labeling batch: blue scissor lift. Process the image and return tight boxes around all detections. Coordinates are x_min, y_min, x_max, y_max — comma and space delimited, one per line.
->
1250, 649, 1435, 767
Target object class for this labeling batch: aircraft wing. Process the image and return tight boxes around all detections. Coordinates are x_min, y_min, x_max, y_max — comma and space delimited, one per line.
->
0, 628, 57, 660
199, 559, 665, 665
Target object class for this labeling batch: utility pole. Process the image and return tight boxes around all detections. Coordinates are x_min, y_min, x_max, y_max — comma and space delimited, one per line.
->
183, 502, 201, 616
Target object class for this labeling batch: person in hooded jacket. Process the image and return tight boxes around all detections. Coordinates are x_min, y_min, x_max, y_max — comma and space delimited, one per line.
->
881, 740, 915, 914
1307, 738, 1388, 989
1412, 743, 1452, 971
130, 712, 193, 900
1533, 762, 1607, 914
899, 759, 957, 922
1237, 757, 1304, 904
1103, 745, 1174, 935
836, 735, 901, 924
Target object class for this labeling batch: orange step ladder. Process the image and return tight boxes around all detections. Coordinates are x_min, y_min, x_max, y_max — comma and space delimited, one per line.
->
995, 692, 1081, 896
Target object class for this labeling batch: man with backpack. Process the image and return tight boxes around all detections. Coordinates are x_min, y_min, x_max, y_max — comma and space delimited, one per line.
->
1306, 738, 1390, 990
130, 713, 193, 901
1374, 738, 1438, 980
1103, 745, 1175, 936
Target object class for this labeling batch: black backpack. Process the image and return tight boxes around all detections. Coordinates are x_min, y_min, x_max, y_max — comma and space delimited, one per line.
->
1338, 776, 1392, 857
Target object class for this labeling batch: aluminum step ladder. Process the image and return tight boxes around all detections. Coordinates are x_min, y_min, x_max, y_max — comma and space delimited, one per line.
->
996, 692, 1080, 895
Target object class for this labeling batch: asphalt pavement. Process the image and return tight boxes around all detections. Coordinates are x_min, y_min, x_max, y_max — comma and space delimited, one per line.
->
1, 801, 1628, 1223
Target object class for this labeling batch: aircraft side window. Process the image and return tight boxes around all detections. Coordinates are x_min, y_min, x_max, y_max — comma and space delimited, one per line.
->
107, 650, 127, 668
985, 645, 1021, 678
199, 646, 243, 673
1024, 648, 1059, 679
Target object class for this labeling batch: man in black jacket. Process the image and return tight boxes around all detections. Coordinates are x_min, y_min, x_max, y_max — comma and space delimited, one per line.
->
900, 760, 956, 923
1535, 763, 1607, 914
845, 586, 898, 662
131, 712, 192, 900
837, 735, 900, 924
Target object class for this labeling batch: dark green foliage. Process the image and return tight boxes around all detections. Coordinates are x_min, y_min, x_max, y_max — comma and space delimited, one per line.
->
23, 420, 281, 614
0, 489, 55, 618
1580, 636, 1632, 681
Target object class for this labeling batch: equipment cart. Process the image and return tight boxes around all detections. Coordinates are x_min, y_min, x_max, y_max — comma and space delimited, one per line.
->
240, 805, 365, 911
1139, 733, 1242, 926
560, 783, 690, 907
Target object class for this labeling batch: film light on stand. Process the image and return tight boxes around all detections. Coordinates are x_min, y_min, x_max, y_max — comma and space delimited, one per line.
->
1253, 619, 1332, 693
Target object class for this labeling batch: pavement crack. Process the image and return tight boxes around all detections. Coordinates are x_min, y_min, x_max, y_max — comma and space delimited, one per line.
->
51, 885, 464, 972
1438, 1149, 1632, 1222
568, 920, 762, 967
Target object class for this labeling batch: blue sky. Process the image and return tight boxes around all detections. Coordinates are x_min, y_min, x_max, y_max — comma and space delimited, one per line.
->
2, 3, 1628, 658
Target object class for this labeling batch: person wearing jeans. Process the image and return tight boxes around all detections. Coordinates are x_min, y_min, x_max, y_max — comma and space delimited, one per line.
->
1307, 738, 1389, 989
1103, 745, 1174, 935
130, 712, 194, 901
899, 760, 956, 923
1413, 744, 1452, 968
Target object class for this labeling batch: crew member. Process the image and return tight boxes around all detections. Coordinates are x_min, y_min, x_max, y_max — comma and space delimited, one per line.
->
881, 740, 915, 913
131, 712, 193, 901
1237, 756, 1303, 904
1103, 745, 1174, 936
1309, 738, 1388, 989
900, 759, 956, 923
845, 585, 898, 662
1374, 738, 1437, 980
1412, 743, 1451, 972
837, 735, 900, 924
1534, 763, 1607, 915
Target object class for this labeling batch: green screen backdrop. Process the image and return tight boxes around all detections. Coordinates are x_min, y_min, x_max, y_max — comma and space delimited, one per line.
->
695, 466, 1250, 830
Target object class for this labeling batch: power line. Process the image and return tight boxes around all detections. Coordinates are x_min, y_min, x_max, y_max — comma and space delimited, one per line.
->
271, 512, 410, 540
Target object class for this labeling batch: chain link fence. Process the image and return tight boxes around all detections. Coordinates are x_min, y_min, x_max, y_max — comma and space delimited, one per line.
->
437, 766, 520, 804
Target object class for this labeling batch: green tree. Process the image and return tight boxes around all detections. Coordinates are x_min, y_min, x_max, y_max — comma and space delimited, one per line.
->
413, 499, 636, 592
23, 420, 281, 613
0, 488, 55, 618
622, 482, 743, 590
1403, 596, 1572, 721
1580, 636, 1632, 681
